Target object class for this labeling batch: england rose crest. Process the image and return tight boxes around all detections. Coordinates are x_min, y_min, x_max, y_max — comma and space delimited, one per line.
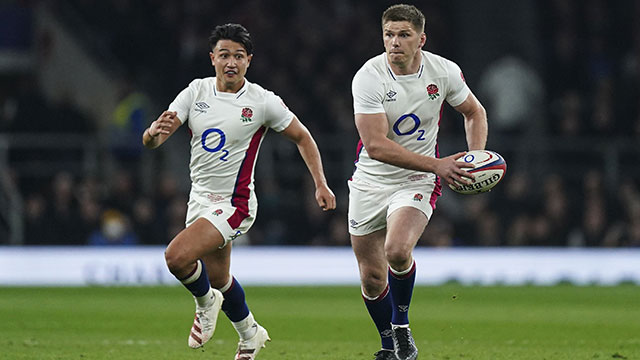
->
241, 107, 253, 122
426, 84, 440, 100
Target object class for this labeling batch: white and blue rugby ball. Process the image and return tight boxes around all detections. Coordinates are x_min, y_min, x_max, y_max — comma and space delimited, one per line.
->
448, 150, 507, 195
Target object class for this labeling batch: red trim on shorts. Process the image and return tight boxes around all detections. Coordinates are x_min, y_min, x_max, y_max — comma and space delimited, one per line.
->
227, 126, 266, 229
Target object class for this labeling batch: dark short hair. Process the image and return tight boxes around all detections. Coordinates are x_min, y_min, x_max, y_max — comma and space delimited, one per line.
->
382, 4, 425, 33
208, 23, 253, 54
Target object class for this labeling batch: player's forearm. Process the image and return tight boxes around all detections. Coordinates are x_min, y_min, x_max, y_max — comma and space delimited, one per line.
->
142, 128, 162, 149
463, 107, 488, 150
296, 136, 329, 188
365, 137, 438, 173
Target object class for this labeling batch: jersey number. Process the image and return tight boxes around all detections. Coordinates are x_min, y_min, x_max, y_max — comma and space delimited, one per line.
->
201, 128, 229, 161
392, 114, 425, 141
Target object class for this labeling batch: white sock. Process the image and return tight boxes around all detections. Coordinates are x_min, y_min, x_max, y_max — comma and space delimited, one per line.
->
219, 275, 234, 293
195, 287, 215, 308
233, 312, 257, 340
392, 323, 410, 329
389, 259, 415, 276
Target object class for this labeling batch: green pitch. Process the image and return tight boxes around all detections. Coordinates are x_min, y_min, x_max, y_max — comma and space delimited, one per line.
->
1, 285, 638, 360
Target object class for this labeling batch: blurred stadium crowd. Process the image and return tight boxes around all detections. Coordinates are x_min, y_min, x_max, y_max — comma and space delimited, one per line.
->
1, 0, 639, 247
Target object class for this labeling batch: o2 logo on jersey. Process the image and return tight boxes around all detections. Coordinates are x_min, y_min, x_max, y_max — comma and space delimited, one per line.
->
393, 114, 426, 141
201, 128, 229, 161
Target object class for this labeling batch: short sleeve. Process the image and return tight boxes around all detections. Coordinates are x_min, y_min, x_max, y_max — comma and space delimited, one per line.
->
352, 69, 385, 114
168, 79, 198, 124
264, 91, 294, 132
445, 60, 471, 108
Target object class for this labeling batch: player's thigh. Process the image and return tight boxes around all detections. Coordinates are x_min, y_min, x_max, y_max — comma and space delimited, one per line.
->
186, 198, 256, 247
385, 184, 433, 258
386, 207, 428, 257
165, 217, 225, 275
201, 243, 232, 289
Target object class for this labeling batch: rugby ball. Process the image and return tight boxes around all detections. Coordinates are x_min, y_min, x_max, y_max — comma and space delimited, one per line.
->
448, 150, 506, 195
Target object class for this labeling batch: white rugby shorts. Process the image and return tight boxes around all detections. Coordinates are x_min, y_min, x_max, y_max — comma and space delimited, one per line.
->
185, 198, 256, 247
347, 178, 438, 236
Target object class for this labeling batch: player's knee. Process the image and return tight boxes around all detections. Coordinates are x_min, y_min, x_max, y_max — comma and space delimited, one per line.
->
384, 244, 412, 269
164, 248, 191, 277
360, 270, 387, 295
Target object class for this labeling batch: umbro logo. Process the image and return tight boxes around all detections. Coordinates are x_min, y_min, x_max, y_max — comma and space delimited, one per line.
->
195, 102, 210, 113
398, 305, 409, 312
381, 329, 393, 338
385, 90, 397, 102
349, 219, 359, 228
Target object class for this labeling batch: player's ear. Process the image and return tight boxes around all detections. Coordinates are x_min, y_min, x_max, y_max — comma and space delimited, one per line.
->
246, 54, 253, 68
209, 52, 215, 65
419, 33, 426, 49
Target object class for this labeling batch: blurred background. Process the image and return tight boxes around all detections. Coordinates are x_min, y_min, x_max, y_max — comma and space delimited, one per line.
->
1, 0, 639, 249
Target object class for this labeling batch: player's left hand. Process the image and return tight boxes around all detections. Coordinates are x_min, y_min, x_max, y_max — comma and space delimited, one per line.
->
150, 111, 177, 137
315, 184, 336, 211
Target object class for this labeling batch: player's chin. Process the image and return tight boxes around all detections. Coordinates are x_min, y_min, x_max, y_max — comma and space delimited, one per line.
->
223, 77, 240, 87
388, 55, 405, 65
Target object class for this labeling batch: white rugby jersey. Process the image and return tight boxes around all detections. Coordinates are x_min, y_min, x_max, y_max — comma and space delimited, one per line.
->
352, 50, 470, 184
169, 77, 293, 227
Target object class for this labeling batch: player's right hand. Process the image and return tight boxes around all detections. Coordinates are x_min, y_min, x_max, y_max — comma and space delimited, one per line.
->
315, 183, 336, 211
435, 151, 475, 186
149, 111, 177, 137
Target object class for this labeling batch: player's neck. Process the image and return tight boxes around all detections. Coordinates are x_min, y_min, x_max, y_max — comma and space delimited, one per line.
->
388, 52, 422, 76
216, 78, 245, 93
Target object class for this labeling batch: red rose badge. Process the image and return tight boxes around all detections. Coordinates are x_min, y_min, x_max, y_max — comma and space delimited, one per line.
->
427, 84, 440, 100
241, 107, 253, 122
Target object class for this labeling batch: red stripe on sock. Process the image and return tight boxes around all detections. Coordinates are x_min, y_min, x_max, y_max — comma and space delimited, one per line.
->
362, 284, 390, 303
389, 261, 416, 280
179, 261, 201, 282
223, 277, 236, 295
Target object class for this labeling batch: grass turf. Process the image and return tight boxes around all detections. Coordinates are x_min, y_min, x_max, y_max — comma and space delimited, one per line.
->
0, 285, 638, 359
